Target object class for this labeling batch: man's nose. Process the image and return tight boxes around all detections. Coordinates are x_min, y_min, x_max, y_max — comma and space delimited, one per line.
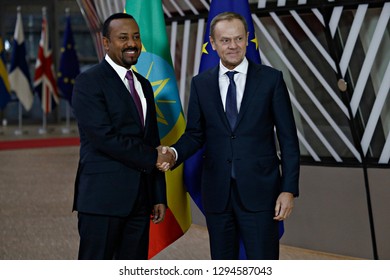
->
228, 39, 238, 48
125, 38, 137, 47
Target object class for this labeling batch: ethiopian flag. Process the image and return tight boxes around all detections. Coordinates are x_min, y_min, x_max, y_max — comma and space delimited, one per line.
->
125, 0, 191, 259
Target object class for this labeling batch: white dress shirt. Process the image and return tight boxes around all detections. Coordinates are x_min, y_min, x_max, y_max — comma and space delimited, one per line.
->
218, 57, 248, 113
105, 54, 147, 123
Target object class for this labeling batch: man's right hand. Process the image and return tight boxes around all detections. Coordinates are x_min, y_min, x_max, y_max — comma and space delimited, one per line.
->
156, 146, 176, 172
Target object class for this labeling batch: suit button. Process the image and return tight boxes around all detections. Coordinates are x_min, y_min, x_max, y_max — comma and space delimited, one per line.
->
231, 135, 236, 139
227, 159, 232, 163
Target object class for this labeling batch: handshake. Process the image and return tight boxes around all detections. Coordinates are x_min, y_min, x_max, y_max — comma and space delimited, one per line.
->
156, 146, 176, 172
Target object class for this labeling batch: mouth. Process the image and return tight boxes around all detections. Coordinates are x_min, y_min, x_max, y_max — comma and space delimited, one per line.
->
227, 52, 240, 58
227, 49, 240, 55
123, 48, 138, 57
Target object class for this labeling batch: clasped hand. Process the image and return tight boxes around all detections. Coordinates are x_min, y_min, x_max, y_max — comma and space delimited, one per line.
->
156, 146, 175, 172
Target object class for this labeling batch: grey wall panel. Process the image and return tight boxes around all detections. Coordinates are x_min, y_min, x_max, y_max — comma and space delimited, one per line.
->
281, 165, 374, 259
367, 169, 390, 259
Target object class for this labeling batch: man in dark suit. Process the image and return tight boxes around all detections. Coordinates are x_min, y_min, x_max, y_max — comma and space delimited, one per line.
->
159, 12, 300, 259
72, 13, 174, 260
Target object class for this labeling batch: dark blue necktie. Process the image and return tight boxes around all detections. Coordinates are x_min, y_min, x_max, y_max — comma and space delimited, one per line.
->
226, 71, 238, 178
125, 70, 144, 127
225, 71, 238, 129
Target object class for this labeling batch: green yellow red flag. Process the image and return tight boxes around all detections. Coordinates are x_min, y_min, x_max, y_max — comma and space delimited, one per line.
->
125, 0, 191, 259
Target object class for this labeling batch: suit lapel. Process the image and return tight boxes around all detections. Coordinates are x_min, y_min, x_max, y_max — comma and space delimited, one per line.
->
101, 61, 145, 130
205, 66, 233, 131
208, 63, 263, 132
101, 60, 132, 104
137, 74, 154, 135
235, 62, 262, 128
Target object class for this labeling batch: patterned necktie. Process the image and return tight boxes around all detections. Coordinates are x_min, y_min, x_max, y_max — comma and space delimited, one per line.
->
225, 71, 238, 129
125, 70, 144, 127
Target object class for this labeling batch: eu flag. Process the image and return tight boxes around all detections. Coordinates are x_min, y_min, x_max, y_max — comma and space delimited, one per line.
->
198, 0, 260, 73
57, 14, 80, 104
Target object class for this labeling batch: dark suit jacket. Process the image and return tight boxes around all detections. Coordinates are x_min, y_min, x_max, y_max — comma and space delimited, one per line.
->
173, 61, 300, 213
72, 59, 166, 217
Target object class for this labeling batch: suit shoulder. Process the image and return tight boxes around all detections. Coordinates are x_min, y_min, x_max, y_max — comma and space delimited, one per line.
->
254, 63, 282, 75
75, 62, 106, 81
193, 66, 217, 82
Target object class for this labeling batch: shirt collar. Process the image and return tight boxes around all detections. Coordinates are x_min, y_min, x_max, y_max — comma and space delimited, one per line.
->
105, 54, 132, 80
219, 57, 249, 77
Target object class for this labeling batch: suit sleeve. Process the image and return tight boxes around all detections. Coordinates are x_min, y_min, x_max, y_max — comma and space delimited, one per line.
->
172, 77, 205, 165
272, 71, 300, 196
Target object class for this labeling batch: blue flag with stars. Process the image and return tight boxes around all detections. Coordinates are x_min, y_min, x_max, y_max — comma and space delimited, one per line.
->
199, 0, 260, 73
57, 14, 80, 104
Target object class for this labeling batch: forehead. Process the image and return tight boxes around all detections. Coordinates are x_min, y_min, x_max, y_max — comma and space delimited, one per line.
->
109, 18, 139, 34
213, 18, 246, 37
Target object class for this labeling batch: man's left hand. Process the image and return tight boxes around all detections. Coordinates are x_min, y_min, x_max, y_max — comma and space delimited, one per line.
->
151, 203, 167, 224
274, 192, 294, 221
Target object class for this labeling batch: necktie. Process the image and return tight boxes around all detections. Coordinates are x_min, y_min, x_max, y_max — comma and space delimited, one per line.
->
125, 70, 144, 126
226, 71, 238, 178
225, 71, 238, 129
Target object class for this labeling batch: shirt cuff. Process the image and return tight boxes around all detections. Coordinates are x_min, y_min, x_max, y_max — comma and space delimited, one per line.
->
170, 147, 178, 161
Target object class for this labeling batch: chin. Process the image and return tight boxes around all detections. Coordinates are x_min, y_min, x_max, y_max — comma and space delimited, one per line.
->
124, 59, 138, 68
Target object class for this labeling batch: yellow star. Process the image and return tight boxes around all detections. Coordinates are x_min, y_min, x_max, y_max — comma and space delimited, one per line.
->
251, 36, 258, 50
151, 78, 171, 125
132, 61, 174, 126
202, 42, 209, 54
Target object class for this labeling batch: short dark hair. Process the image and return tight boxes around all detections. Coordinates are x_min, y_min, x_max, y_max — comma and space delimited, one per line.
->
210, 12, 248, 39
102, 13, 135, 39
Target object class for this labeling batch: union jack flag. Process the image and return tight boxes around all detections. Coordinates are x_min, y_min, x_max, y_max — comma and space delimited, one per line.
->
34, 8, 59, 114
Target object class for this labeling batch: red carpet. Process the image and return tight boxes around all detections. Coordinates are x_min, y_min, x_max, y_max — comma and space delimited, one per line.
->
0, 137, 80, 150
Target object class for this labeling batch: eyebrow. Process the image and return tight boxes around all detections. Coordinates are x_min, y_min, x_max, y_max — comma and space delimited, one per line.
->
220, 35, 243, 39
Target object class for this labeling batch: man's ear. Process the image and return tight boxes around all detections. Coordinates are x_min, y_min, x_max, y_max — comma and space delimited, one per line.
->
102, 37, 109, 52
209, 36, 216, 51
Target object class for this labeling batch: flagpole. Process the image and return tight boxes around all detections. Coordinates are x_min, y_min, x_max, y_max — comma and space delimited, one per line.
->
38, 6, 47, 135
39, 111, 47, 134
14, 101, 25, 135
12, 7, 24, 136
0, 111, 5, 135
62, 101, 71, 134
61, 8, 71, 135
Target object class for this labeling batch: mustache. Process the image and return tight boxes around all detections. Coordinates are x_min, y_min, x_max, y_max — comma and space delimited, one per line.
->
123, 47, 138, 53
